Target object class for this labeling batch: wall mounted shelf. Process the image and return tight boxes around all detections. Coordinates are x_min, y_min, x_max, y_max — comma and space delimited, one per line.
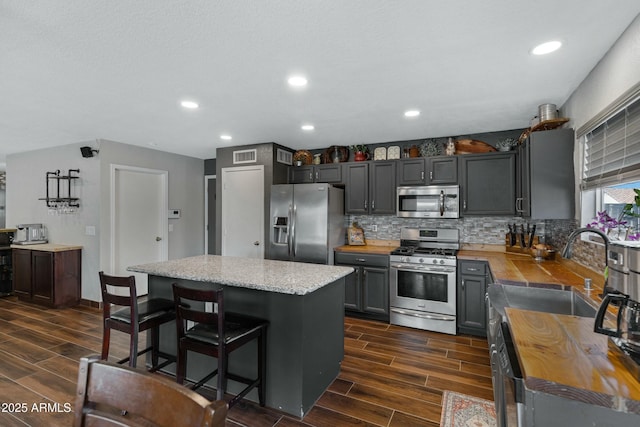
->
38, 169, 80, 213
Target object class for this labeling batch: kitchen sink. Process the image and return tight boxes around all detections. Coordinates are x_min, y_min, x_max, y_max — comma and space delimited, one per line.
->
487, 284, 597, 319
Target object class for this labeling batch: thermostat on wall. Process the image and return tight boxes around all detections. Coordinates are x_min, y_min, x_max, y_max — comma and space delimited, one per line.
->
168, 209, 181, 219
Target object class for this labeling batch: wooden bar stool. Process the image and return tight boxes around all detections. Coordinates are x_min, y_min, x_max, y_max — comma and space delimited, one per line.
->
99, 271, 175, 370
172, 283, 268, 408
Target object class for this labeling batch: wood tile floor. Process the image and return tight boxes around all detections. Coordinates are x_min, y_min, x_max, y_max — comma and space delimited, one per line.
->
0, 295, 492, 426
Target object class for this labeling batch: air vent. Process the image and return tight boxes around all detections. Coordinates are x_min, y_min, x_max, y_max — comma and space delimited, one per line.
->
277, 149, 293, 165
233, 149, 257, 164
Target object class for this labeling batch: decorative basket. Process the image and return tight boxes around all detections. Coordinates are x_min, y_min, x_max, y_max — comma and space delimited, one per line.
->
293, 150, 312, 166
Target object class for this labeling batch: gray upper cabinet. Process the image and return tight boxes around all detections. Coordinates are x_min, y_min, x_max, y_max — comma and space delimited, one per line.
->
290, 163, 343, 184
397, 157, 458, 185
460, 152, 517, 215
345, 161, 396, 214
516, 128, 575, 219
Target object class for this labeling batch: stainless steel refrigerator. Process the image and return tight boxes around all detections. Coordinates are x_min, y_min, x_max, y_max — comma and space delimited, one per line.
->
269, 183, 345, 264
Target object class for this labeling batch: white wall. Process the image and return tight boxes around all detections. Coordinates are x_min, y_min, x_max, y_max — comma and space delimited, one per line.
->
562, 14, 640, 132
7, 140, 204, 302
561, 13, 640, 218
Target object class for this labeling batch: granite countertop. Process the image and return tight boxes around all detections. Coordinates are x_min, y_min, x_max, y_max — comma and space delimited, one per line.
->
506, 308, 640, 414
10, 243, 83, 252
128, 255, 354, 296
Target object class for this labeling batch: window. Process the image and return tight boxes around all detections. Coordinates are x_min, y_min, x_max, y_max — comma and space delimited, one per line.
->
580, 92, 640, 240
582, 95, 640, 189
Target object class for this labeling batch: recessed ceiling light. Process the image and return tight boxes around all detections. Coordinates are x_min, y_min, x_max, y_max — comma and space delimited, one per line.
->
531, 40, 562, 55
404, 110, 420, 118
287, 75, 308, 87
180, 100, 199, 109
220, 134, 232, 140
301, 124, 315, 131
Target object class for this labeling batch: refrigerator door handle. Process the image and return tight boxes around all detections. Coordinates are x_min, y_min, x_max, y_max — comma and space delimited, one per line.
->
288, 204, 293, 258
291, 204, 297, 258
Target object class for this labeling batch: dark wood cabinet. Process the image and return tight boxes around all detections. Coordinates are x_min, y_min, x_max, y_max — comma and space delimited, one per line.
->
460, 152, 517, 215
345, 161, 396, 214
12, 248, 81, 308
457, 260, 489, 336
335, 251, 389, 322
397, 157, 458, 186
516, 128, 575, 219
289, 164, 343, 184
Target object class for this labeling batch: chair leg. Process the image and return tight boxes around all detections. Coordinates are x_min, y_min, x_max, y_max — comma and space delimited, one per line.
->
129, 328, 138, 368
258, 330, 267, 406
176, 344, 186, 385
101, 324, 111, 361
151, 326, 160, 368
217, 353, 227, 402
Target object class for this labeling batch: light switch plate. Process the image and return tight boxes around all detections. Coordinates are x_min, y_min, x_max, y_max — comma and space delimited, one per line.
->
85, 226, 96, 236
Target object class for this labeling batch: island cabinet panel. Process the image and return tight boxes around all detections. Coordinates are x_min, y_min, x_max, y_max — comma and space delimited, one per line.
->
460, 151, 516, 215
146, 274, 346, 418
345, 161, 396, 214
12, 248, 81, 308
457, 260, 488, 336
335, 251, 389, 321
397, 157, 458, 186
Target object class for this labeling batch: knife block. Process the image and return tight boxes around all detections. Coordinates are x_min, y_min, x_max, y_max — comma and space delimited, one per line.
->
505, 234, 539, 254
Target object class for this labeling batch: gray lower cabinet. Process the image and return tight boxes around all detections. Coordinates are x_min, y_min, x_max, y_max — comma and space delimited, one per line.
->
457, 260, 489, 336
290, 164, 343, 184
335, 251, 389, 322
396, 157, 458, 185
460, 151, 517, 215
517, 128, 575, 219
345, 161, 396, 214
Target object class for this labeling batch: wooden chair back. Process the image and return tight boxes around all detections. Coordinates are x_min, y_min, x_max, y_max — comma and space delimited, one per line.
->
99, 271, 138, 322
74, 355, 227, 427
173, 285, 225, 345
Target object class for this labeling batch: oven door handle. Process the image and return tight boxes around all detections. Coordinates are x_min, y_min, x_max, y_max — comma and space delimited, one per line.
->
391, 308, 456, 321
391, 265, 455, 273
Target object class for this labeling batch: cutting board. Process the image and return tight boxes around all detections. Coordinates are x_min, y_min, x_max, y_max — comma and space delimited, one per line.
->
455, 139, 497, 154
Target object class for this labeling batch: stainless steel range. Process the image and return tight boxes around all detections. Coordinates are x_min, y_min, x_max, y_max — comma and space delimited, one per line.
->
390, 227, 459, 335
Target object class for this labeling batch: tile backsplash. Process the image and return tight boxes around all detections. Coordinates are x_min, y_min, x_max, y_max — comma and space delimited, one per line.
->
348, 215, 606, 274
347, 215, 547, 245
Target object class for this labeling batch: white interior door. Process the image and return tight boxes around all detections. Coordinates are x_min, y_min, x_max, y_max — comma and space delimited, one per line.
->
221, 165, 264, 258
111, 165, 168, 296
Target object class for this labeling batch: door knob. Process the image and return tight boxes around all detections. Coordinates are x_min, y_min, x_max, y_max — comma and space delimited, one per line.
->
253, 241, 260, 246
156, 236, 162, 241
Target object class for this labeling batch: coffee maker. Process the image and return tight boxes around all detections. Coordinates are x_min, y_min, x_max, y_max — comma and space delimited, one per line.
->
14, 223, 48, 245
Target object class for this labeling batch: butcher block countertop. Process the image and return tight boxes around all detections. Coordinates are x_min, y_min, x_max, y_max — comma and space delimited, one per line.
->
10, 243, 83, 252
334, 239, 399, 255
506, 308, 640, 413
458, 248, 607, 303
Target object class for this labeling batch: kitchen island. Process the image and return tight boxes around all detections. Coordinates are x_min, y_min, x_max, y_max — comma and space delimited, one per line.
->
128, 255, 353, 418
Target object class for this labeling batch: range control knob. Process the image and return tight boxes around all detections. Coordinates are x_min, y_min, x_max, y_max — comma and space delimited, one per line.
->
439, 259, 445, 265
419, 258, 424, 263
432, 259, 438, 264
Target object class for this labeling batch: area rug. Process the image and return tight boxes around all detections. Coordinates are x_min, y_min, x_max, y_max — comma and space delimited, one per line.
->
439, 390, 496, 427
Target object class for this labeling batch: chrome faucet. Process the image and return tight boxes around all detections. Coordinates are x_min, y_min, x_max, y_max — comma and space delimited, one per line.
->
561, 227, 609, 266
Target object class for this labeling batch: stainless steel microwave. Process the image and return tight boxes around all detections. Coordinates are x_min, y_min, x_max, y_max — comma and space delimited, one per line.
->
397, 185, 460, 218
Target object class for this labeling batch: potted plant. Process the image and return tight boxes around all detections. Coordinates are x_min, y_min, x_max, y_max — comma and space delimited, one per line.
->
587, 188, 640, 240
350, 144, 369, 161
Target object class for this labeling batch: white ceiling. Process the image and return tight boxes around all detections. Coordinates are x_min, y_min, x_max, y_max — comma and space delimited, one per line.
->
2, 1, 640, 167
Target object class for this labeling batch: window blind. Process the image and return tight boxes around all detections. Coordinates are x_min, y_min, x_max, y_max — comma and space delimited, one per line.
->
582, 96, 640, 189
